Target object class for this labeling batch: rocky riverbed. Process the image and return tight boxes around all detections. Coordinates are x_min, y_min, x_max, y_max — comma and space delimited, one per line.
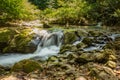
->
0, 26, 120, 80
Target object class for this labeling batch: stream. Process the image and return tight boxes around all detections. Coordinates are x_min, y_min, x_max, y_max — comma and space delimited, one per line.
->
0, 27, 120, 67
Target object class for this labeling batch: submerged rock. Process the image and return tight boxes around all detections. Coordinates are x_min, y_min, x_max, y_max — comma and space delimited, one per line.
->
11, 59, 42, 73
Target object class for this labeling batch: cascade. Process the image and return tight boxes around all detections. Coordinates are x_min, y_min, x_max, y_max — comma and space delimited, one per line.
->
0, 29, 63, 67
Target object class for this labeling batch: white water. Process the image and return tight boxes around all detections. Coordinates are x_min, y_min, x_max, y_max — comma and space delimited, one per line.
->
0, 46, 60, 67
0, 29, 63, 67
0, 28, 119, 67
83, 34, 120, 51
83, 44, 105, 51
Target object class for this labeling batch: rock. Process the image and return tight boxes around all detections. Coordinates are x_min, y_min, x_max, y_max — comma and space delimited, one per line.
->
109, 55, 117, 61
75, 49, 116, 63
0, 65, 5, 75
75, 52, 104, 63
88, 30, 103, 37
104, 41, 120, 50
76, 42, 86, 49
106, 61, 117, 68
0, 28, 36, 53
115, 37, 120, 41
82, 37, 94, 46
0, 28, 15, 53
75, 76, 87, 80
90, 65, 118, 80
68, 53, 78, 60
48, 56, 58, 62
98, 67, 118, 80
11, 59, 42, 73
59, 44, 77, 54
103, 67, 116, 76
75, 53, 90, 63
43, 23, 51, 28
64, 31, 78, 44
76, 29, 88, 37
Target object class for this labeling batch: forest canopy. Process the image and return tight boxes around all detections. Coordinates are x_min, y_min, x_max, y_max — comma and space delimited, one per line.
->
0, 0, 120, 26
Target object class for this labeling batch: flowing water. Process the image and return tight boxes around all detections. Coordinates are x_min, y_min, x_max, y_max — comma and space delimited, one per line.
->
0, 27, 120, 67
0, 29, 63, 67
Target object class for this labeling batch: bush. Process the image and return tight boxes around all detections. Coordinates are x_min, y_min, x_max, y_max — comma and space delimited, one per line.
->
0, 0, 39, 22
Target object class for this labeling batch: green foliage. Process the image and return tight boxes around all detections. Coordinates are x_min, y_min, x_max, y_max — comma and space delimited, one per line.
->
41, 0, 90, 25
0, 0, 38, 22
38, 0, 120, 25
0, 0, 120, 25
86, 0, 120, 25
29, 0, 62, 10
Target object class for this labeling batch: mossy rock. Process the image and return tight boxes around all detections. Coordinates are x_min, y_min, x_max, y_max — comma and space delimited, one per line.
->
82, 37, 94, 46
88, 30, 103, 37
75, 49, 116, 63
59, 44, 77, 54
90, 66, 117, 80
104, 41, 120, 50
106, 61, 116, 68
11, 59, 42, 73
76, 29, 88, 37
0, 28, 36, 53
115, 37, 120, 41
0, 28, 16, 52
64, 31, 78, 44
0, 65, 6, 75
76, 42, 86, 49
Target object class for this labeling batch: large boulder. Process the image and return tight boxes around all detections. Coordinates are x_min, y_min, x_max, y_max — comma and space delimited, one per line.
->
0, 27, 37, 53
11, 59, 42, 73
64, 31, 79, 44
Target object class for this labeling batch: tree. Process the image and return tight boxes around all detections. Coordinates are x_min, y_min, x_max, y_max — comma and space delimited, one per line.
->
0, 0, 38, 22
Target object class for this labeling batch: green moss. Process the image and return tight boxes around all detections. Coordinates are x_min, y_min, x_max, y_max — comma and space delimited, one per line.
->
0, 28, 17, 52
64, 31, 78, 44
104, 41, 120, 50
76, 42, 86, 49
1, 28, 34, 53
59, 44, 77, 54
88, 30, 103, 37
0, 28, 16, 42
75, 49, 116, 63
82, 37, 94, 46
11, 59, 42, 73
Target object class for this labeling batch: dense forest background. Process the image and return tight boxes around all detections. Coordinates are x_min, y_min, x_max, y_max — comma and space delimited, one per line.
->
0, 0, 120, 26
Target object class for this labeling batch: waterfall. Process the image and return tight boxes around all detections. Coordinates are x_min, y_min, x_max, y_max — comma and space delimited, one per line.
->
0, 29, 63, 67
